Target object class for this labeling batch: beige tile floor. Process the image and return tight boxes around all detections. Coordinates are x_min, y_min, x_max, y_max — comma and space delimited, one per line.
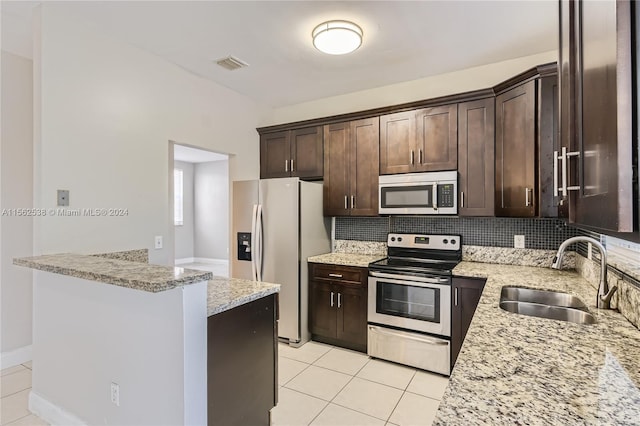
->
272, 341, 449, 426
0, 362, 48, 426
1, 341, 448, 426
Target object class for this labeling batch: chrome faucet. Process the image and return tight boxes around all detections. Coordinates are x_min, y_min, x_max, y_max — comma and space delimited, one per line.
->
551, 236, 617, 309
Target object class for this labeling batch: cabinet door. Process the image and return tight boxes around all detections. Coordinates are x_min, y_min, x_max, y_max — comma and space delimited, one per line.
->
291, 126, 323, 179
560, 0, 634, 232
495, 81, 536, 217
336, 284, 367, 349
380, 111, 416, 175
323, 122, 351, 216
415, 105, 458, 171
309, 280, 337, 339
350, 117, 380, 216
260, 131, 291, 179
451, 278, 485, 368
458, 98, 495, 216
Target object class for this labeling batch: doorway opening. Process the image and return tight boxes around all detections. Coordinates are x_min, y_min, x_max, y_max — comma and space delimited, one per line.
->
172, 143, 229, 277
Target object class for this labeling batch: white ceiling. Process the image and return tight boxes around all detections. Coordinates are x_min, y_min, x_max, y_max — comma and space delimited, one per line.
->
174, 144, 228, 163
1, 1, 558, 108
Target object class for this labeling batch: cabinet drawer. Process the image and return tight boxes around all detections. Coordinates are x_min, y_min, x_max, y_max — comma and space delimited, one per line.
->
310, 264, 365, 284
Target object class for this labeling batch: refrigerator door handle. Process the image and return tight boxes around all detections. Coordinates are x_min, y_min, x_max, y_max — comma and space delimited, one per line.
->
256, 204, 264, 282
250, 204, 258, 281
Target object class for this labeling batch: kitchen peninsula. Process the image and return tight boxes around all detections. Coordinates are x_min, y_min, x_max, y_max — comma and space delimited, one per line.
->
14, 251, 279, 426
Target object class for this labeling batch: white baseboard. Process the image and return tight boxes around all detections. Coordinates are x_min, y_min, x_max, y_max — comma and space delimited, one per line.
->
175, 257, 228, 265
29, 391, 86, 426
0, 345, 32, 369
194, 258, 228, 265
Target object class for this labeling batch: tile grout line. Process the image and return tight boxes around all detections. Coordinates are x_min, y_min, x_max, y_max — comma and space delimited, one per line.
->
1, 386, 32, 401
304, 350, 372, 425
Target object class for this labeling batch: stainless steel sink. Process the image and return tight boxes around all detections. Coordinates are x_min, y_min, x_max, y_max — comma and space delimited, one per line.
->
499, 300, 597, 325
500, 286, 588, 310
499, 286, 596, 325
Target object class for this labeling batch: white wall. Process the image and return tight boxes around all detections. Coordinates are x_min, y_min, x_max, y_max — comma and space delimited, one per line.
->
174, 161, 194, 261
33, 4, 269, 265
194, 160, 229, 260
265, 50, 558, 126
1, 51, 34, 363
30, 271, 207, 426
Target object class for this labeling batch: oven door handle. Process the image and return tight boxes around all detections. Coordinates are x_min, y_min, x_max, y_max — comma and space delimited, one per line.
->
369, 325, 449, 346
369, 271, 449, 285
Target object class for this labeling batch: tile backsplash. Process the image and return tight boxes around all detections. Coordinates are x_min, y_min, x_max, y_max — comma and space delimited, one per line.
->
335, 216, 579, 250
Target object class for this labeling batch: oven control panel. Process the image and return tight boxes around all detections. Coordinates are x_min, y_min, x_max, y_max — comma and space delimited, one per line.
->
387, 233, 460, 251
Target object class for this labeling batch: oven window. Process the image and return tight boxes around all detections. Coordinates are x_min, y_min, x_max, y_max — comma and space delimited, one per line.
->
376, 281, 440, 323
380, 185, 433, 208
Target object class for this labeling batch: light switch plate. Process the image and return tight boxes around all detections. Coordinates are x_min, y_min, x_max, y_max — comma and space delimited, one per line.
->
57, 190, 69, 206
154, 236, 163, 249
514, 235, 525, 249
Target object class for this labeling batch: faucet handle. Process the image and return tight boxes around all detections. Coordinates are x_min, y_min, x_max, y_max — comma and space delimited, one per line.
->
599, 286, 618, 309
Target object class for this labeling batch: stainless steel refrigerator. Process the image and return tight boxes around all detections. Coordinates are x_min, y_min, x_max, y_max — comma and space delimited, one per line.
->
231, 178, 331, 346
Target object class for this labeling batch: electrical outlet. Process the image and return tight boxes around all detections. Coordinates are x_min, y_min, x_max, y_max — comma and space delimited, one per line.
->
154, 236, 163, 249
110, 382, 120, 406
514, 235, 525, 249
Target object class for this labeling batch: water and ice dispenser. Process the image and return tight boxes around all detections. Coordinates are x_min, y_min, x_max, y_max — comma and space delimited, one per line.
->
237, 232, 252, 261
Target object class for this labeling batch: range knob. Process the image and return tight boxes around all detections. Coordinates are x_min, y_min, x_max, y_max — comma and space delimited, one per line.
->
443, 239, 449, 244
398, 237, 403, 242
451, 239, 457, 245
390, 237, 396, 242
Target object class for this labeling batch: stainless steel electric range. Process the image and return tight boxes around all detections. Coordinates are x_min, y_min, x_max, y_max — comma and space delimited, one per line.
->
367, 233, 462, 376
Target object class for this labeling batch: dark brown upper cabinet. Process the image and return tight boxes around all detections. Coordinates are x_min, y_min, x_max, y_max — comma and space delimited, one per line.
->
495, 81, 537, 217
494, 67, 558, 218
458, 98, 495, 216
323, 117, 379, 216
380, 105, 457, 174
259, 126, 323, 180
559, 0, 634, 232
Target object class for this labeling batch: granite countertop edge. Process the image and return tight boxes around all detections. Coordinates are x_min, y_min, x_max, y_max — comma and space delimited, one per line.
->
307, 252, 386, 268
13, 254, 212, 293
207, 277, 280, 316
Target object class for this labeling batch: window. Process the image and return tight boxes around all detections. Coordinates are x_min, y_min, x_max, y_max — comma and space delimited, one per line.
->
174, 169, 183, 226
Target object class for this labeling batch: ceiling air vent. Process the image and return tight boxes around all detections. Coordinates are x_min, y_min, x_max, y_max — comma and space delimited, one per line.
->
215, 56, 249, 71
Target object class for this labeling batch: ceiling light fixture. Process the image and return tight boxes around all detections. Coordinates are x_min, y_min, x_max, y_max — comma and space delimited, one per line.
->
312, 20, 363, 55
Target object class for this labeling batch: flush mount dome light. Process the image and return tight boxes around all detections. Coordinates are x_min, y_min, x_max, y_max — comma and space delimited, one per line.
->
312, 20, 363, 55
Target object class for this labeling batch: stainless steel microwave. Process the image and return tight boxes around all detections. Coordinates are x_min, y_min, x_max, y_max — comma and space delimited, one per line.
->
378, 171, 458, 215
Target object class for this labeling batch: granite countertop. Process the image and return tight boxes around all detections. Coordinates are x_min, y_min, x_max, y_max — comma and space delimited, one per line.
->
307, 252, 386, 268
207, 277, 280, 316
435, 261, 640, 425
13, 253, 212, 293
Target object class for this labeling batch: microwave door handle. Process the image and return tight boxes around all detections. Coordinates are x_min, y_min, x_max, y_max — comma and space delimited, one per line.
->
432, 183, 438, 210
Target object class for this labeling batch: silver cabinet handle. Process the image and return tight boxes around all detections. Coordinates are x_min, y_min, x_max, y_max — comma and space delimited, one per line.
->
285, 160, 289, 172
558, 147, 581, 196
328, 273, 343, 278
290, 159, 294, 172
525, 187, 532, 207
344, 195, 348, 209
455, 287, 459, 306
330, 291, 334, 307
418, 149, 423, 164
351, 195, 355, 209
460, 191, 465, 208
337, 293, 342, 308
410, 150, 414, 165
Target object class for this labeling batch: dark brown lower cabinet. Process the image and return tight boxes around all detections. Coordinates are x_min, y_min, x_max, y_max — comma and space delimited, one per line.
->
309, 263, 368, 352
208, 294, 278, 426
451, 277, 486, 368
